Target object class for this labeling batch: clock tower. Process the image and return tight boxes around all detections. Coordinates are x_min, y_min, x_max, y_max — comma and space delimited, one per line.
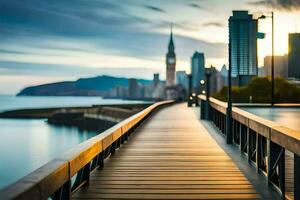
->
166, 26, 176, 87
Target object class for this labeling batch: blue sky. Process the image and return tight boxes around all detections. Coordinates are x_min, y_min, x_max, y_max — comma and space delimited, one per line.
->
0, 0, 299, 94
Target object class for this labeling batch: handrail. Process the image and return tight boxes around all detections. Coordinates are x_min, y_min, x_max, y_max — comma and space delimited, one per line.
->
199, 95, 300, 199
0, 100, 173, 200
199, 95, 300, 155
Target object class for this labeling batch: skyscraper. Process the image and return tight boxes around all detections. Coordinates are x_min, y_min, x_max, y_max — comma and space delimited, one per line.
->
191, 51, 205, 94
128, 78, 139, 99
166, 27, 176, 86
176, 71, 188, 90
229, 11, 258, 85
264, 55, 288, 78
288, 33, 300, 79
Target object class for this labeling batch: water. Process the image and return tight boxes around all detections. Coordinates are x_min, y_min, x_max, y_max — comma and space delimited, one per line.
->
242, 107, 300, 131
0, 95, 146, 112
0, 95, 147, 189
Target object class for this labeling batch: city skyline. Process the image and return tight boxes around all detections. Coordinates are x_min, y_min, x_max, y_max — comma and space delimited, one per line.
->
0, 0, 300, 94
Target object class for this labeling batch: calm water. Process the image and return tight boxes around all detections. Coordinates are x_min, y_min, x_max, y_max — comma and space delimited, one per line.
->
0, 95, 147, 189
0, 95, 146, 112
242, 107, 300, 131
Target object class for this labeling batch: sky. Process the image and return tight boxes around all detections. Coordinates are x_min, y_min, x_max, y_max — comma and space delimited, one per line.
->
0, 0, 300, 94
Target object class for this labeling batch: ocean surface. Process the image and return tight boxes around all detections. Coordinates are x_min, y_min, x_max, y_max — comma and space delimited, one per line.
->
242, 107, 300, 131
0, 95, 147, 189
0, 95, 146, 112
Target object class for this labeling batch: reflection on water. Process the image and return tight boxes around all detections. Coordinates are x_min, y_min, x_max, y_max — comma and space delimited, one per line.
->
242, 107, 300, 131
0, 119, 97, 189
0, 96, 149, 189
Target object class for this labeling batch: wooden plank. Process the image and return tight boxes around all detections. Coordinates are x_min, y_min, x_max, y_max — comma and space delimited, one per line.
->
79, 184, 255, 189
72, 103, 259, 199
72, 193, 259, 199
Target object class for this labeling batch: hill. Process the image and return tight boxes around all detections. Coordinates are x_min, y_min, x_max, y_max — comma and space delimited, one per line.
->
17, 75, 151, 96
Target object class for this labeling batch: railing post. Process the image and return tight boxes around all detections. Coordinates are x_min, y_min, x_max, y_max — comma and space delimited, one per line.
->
53, 180, 71, 200
267, 139, 271, 184
295, 154, 300, 200
226, 111, 233, 144
279, 149, 285, 198
240, 124, 247, 154
97, 152, 104, 169
110, 141, 116, 154
257, 134, 262, 173
268, 141, 285, 197
200, 99, 206, 120
247, 128, 250, 161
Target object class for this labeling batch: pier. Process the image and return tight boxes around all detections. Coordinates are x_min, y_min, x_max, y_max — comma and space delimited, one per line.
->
0, 100, 299, 199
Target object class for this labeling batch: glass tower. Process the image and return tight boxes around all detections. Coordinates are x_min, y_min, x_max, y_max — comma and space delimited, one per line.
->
229, 11, 258, 78
191, 51, 205, 94
288, 33, 300, 79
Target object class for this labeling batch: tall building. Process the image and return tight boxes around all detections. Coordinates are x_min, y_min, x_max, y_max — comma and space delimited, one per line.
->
229, 11, 258, 85
206, 66, 218, 94
128, 78, 139, 99
216, 65, 228, 92
288, 33, 300, 79
191, 51, 205, 94
176, 71, 188, 90
153, 73, 160, 87
166, 27, 176, 86
264, 55, 288, 78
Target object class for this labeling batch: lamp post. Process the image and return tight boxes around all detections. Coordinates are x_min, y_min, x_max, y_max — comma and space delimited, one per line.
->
188, 74, 192, 107
205, 70, 211, 120
258, 12, 274, 106
226, 42, 233, 144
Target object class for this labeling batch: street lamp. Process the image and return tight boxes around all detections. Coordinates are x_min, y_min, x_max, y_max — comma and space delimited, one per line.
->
258, 12, 274, 106
188, 74, 192, 107
205, 69, 211, 120
226, 43, 233, 144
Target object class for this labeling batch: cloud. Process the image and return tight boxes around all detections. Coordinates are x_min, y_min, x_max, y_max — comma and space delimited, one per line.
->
0, 0, 228, 86
188, 3, 203, 9
0, 61, 158, 79
202, 22, 224, 27
249, 0, 300, 10
0, 0, 150, 38
144, 5, 166, 13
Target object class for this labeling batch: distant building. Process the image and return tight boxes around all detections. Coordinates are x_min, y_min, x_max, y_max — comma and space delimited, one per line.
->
206, 66, 218, 94
176, 71, 188, 90
165, 26, 178, 100
115, 85, 127, 98
216, 65, 228, 92
288, 33, 300, 79
152, 83, 165, 100
191, 51, 205, 94
220, 64, 228, 77
142, 73, 165, 100
258, 67, 264, 77
263, 55, 288, 78
153, 73, 160, 87
166, 27, 176, 87
128, 78, 139, 99
229, 11, 258, 86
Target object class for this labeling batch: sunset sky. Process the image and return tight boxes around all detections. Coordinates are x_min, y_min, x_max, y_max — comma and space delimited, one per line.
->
0, 0, 300, 94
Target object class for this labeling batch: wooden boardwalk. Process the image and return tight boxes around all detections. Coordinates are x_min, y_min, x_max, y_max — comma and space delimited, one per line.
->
72, 103, 259, 199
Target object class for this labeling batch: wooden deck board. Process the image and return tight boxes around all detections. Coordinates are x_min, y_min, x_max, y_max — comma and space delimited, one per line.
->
73, 103, 260, 199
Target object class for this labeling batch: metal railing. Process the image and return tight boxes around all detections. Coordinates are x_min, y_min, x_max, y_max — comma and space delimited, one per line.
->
0, 101, 173, 200
199, 95, 300, 200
